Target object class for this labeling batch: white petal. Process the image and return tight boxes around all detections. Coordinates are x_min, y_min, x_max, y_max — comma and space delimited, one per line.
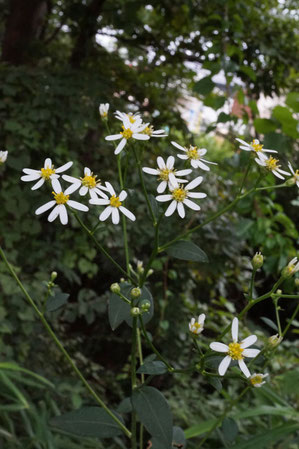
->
240, 335, 257, 348
183, 198, 201, 211
79, 186, 89, 196
21, 173, 41, 181
119, 190, 127, 201
22, 168, 40, 175
62, 174, 80, 184
177, 202, 185, 218
51, 177, 62, 192
272, 170, 285, 180
176, 169, 192, 176
90, 198, 110, 206
166, 156, 175, 169
157, 157, 166, 169
277, 168, 291, 176
165, 200, 177, 217
119, 206, 136, 221
288, 162, 295, 174
231, 317, 239, 342
236, 138, 249, 147
171, 141, 186, 152
191, 159, 200, 168
122, 115, 131, 129
100, 206, 113, 221
44, 158, 52, 168
142, 167, 159, 175
210, 342, 229, 353
55, 161, 73, 173
84, 167, 91, 176
133, 133, 150, 141
197, 161, 210, 171
168, 173, 177, 186
112, 208, 120, 224
177, 154, 188, 160
68, 200, 89, 212
156, 194, 172, 202
198, 313, 205, 323
114, 138, 127, 155
157, 181, 167, 193
242, 349, 260, 358
185, 176, 203, 190
238, 359, 251, 378
59, 205, 68, 225
89, 189, 99, 200
255, 158, 265, 167
263, 149, 278, 154
31, 178, 45, 190
218, 356, 231, 376
105, 182, 116, 196
48, 205, 60, 222
188, 192, 207, 198
105, 134, 122, 141
35, 201, 56, 215
64, 183, 79, 195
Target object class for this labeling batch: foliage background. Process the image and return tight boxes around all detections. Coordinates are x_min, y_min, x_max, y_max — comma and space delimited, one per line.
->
0, 0, 298, 447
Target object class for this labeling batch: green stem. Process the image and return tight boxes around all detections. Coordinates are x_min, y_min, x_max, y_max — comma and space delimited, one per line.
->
136, 328, 144, 449
71, 209, 135, 284
141, 214, 162, 285
0, 245, 131, 439
273, 297, 282, 336
139, 316, 173, 371
133, 147, 156, 225
131, 316, 138, 449
118, 292, 131, 305
117, 155, 130, 275
282, 303, 299, 338
249, 269, 257, 301
238, 158, 252, 195
256, 183, 288, 191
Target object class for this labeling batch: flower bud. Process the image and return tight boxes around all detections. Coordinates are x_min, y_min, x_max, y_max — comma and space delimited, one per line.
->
131, 287, 141, 298
50, 271, 58, 281
99, 103, 109, 119
137, 260, 144, 274
131, 307, 140, 317
110, 283, 121, 294
285, 177, 296, 187
282, 257, 299, 278
0, 151, 8, 165
268, 334, 283, 348
146, 269, 154, 278
140, 300, 151, 312
252, 252, 264, 269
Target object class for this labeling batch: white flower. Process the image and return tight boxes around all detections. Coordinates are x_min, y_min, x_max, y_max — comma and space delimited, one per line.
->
89, 182, 136, 225
285, 257, 299, 276
143, 156, 192, 193
250, 373, 268, 388
189, 314, 205, 335
114, 111, 142, 125
171, 141, 217, 170
255, 156, 290, 180
35, 183, 88, 225
143, 125, 168, 138
99, 103, 109, 118
0, 151, 8, 164
21, 158, 73, 191
209, 317, 260, 378
105, 116, 150, 155
236, 138, 278, 160
62, 167, 109, 200
288, 162, 299, 188
156, 176, 206, 218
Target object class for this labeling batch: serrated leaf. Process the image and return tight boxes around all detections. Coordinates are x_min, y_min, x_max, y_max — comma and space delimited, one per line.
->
137, 361, 168, 375
50, 407, 124, 438
166, 241, 208, 263
172, 426, 187, 448
46, 290, 69, 312
260, 316, 278, 332
132, 386, 173, 449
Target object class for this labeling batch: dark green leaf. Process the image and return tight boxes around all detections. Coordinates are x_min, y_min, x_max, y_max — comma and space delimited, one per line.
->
132, 386, 173, 449
185, 419, 218, 439
240, 66, 256, 81
46, 290, 69, 312
50, 407, 124, 438
117, 397, 132, 414
166, 241, 208, 263
260, 316, 278, 332
137, 361, 168, 375
208, 377, 222, 392
193, 76, 214, 95
217, 112, 233, 123
172, 426, 187, 448
221, 418, 238, 442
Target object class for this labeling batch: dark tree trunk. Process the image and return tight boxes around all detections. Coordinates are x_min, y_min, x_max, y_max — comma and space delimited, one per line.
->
70, 0, 105, 68
2, 0, 48, 65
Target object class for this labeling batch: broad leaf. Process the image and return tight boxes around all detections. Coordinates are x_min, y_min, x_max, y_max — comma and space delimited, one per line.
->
132, 386, 173, 449
172, 426, 187, 448
50, 407, 124, 438
193, 76, 214, 95
253, 118, 277, 134
260, 316, 278, 332
46, 289, 69, 312
137, 361, 168, 375
166, 241, 208, 263
221, 418, 238, 442
185, 419, 218, 439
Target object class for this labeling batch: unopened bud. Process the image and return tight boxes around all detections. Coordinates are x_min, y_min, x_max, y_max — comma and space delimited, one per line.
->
268, 334, 283, 348
276, 289, 282, 295
285, 177, 296, 187
252, 252, 264, 269
110, 283, 121, 294
137, 261, 144, 274
146, 269, 154, 278
131, 287, 141, 298
140, 300, 151, 312
131, 307, 140, 317
50, 271, 57, 281
282, 257, 299, 278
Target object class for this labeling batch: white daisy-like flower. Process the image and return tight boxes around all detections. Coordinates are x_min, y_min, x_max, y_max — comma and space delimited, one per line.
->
99, 103, 109, 118
143, 125, 168, 138
105, 116, 150, 155
236, 138, 278, 160
0, 151, 8, 164
62, 167, 109, 200
285, 257, 299, 276
35, 183, 88, 225
21, 158, 73, 191
156, 176, 206, 218
114, 111, 142, 125
189, 314, 205, 335
142, 156, 192, 193
288, 162, 299, 188
250, 373, 268, 388
171, 141, 217, 170
209, 317, 260, 378
89, 182, 136, 225
255, 156, 290, 180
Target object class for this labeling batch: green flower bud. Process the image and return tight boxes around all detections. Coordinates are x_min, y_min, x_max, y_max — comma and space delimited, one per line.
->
252, 252, 264, 269
131, 307, 140, 317
268, 334, 283, 348
285, 177, 296, 187
146, 268, 154, 278
110, 283, 121, 294
131, 287, 141, 298
140, 300, 151, 312
50, 271, 58, 281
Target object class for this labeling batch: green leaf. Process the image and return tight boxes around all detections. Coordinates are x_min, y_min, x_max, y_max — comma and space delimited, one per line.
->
172, 426, 187, 449
208, 377, 222, 392
240, 66, 256, 81
166, 241, 208, 263
222, 423, 299, 449
237, 405, 299, 420
217, 112, 233, 123
260, 316, 278, 332
286, 92, 299, 112
50, 407, 124, 438
46, 290, 69, 312
132, 386, 173, 448
193, 76, 214, 95
253, 118, 277, 134
0, 362, 53, 388
272, 105, 298, 138
117, 397, 132, 414
137, 361, 168, 375
185, 419, 218, 439
221, 418, 238, 442
204, 94, 226, 110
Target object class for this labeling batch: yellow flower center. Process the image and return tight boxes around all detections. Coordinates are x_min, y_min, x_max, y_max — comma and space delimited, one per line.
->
110, 195, 122, 208
159, 168, 173, 181
172, 187, 187, 202
41, 166, 55, 179
294, 169, 299, 178
251, 141, 263, 152
187, 146, 199, 160
265, 156, 280, 171
121, 127, 133, 140
143, 126, 153, 136
81, 174, 97, 189
52, 191, 69, 204
250, 375, 263, 386
228, 342, 244, 360
101, 111, 108, 117
191, 323, 202, 334
128, 115, 136, 124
